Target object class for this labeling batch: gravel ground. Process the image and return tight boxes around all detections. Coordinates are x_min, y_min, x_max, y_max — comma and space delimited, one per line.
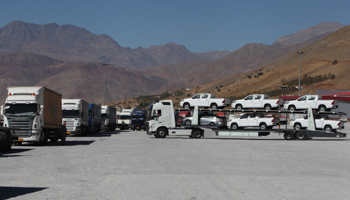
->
1, 126, 350, 200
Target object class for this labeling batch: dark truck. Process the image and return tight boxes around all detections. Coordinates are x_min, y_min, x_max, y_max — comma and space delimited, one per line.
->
131, 110, 147, 131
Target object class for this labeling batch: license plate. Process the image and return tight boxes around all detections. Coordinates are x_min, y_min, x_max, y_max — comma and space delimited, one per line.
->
136, 127, 139, 129
67, 132, 71, 135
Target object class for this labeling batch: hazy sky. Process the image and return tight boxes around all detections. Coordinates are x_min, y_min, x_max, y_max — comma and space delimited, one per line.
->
1, 0, 350, 53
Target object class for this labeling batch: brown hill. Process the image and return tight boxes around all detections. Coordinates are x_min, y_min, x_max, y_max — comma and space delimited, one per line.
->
195, 24, 350, 99
143, 22, 345, 91
0, 52, 166, 104
0, 21, 229, 70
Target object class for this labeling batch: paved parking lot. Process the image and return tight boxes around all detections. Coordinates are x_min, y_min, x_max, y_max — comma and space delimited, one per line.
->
1, 127, 350, 200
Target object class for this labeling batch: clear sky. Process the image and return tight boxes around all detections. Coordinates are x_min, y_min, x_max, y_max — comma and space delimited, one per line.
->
1, 0, 350, 53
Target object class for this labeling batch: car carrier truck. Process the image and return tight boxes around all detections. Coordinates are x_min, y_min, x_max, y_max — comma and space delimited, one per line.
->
1, 86, 63, 145
146, 100, 346, 140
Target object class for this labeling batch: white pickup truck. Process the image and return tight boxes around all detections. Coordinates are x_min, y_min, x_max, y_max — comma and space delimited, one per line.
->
231, 94, 280, 110
180, 93, 230, 109
290, 114, 345, 132
227, 113, 278, 130
283, 95, 337, 112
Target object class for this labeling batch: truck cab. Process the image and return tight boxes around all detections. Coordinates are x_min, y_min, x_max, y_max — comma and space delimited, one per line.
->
131, 110, 147, 131
62, 99, 89, 136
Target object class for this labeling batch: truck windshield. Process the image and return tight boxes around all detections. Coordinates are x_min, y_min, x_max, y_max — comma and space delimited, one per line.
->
101, 114, 107, 120
62, 110, 79, 118
4, 103, 37, 117
120, 115, 131, 120
132, 115, 145, 120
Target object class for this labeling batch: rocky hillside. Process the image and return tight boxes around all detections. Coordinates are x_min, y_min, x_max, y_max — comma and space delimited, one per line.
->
0, 21, 230, 70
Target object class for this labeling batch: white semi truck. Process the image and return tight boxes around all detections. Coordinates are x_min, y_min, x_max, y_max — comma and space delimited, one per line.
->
101, 105, 117, 132
116, 109, 133, 130
62, 99, 89, 136
146, 100, 346, 140
1, 86, 63, 145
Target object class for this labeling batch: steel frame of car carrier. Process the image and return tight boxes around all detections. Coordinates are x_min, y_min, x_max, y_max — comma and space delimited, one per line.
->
201, 107, 347, 140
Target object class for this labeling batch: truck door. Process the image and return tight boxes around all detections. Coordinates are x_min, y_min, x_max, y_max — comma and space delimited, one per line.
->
239, 113, 250, 127
244, 95, 254, 108
192, 94, 201, 106
199, 94, 210, 107
306, 96, 317, 109
247, 113, 258, 127
297, 96, 308, 109
251, 95, 263, 108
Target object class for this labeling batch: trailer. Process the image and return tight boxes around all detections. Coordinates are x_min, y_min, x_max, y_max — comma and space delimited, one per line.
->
146, 100, 346, 140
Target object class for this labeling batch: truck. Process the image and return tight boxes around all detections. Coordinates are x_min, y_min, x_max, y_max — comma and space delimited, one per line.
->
1, 86, 63, 145
0, 128, 13, 152
283, 95, 338, 112
231, 94, 280, 110
62, 99, 89, 136
227, 112, 278, 130
131, 109, 147, 131
88, 103, 101, 134
180, 93, 230, 109
146, 100, 204, 138
116, 109, 132, 130
146, 100, 346, 140
290, 113, 346, 132
101, 105, 117, 132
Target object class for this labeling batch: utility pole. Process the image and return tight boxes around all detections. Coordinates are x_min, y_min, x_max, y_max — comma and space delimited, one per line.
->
296, 51, 305, 96
102, 63, 109, 105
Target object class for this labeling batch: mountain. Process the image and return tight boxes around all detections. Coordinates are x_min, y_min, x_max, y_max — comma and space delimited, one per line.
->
195, 24, 350, 99
0, 21, 229, 70
272, 22, 345, 46
0, 52, 166, 104
143, 22, 345, 90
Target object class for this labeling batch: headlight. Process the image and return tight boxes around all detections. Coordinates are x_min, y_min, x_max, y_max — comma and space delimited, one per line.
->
181, 99, 184, 102
233, 100, 236, 103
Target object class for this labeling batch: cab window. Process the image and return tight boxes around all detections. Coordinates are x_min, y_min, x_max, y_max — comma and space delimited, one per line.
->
193, 95, 201, 99
255, 95, 262, 100
245, 95, 253, 100
202, 94, 209, 99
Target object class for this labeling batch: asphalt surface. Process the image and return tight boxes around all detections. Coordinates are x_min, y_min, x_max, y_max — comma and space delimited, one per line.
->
1, 126, 350, 200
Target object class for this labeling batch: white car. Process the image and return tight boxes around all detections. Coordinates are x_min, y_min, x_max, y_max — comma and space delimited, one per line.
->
290, 115, 345, 132
227, 113, 278, 130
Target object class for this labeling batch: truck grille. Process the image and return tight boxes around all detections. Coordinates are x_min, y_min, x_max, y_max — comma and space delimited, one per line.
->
65, 121, 75, 131
8, 118, 33, 137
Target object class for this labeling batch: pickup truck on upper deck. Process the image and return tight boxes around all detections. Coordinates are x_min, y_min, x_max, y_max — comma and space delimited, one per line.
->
180, 93, 230, 109
283, 95, 338, 112
231, 94, 280, 110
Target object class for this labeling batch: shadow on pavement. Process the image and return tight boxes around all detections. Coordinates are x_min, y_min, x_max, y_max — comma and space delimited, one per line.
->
0, 148, 33, 157
46, 140, 95, 146
0, 186, 47, 200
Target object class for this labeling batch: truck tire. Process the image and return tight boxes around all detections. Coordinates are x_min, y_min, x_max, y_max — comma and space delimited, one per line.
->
0, 132, 6, 152
235, 104, 243, 110
324, 125, 332, 133
288, 105, 296, 111
296, 131, 307, 140
183, 103, 190, 110
50, 130, 59, 143
259, 123, 267, 130
318, 105, 326, 112
231, 123, 239, 129
264, 104, 272, 111
284, 131, 295, 140
6, 132, 12, 151
294, 123, 302, 131
37, 130, 48, 146
191, 129, 202, 138
210, 103, 218, 110
156, 128, 167, 138
185, 120, 191, 125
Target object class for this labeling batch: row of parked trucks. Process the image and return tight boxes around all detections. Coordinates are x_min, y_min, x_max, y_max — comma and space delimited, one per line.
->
0, 86, 118, 151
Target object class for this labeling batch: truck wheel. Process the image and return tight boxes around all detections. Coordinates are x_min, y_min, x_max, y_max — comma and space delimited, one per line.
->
324, 125, 332, 133
294, 123, 302, 131
6, 132, 12, 151
235, 104, 243, 110
318, 105, 326, 112
284, 131, 295, 140
264, 104, 272, 111
50, 130, 59, 143
156, 128, 167, 138
296, 131, 307, 140
37, 130, 48, 146
191, 129, 202, 138
0, 132, 5, 152
185, 120, 191, 125
259, 123, 267, 130
288, 105, 296, 111
210, 103, 218, 110
183, 103, 190, 110
231, 123, 238, 129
